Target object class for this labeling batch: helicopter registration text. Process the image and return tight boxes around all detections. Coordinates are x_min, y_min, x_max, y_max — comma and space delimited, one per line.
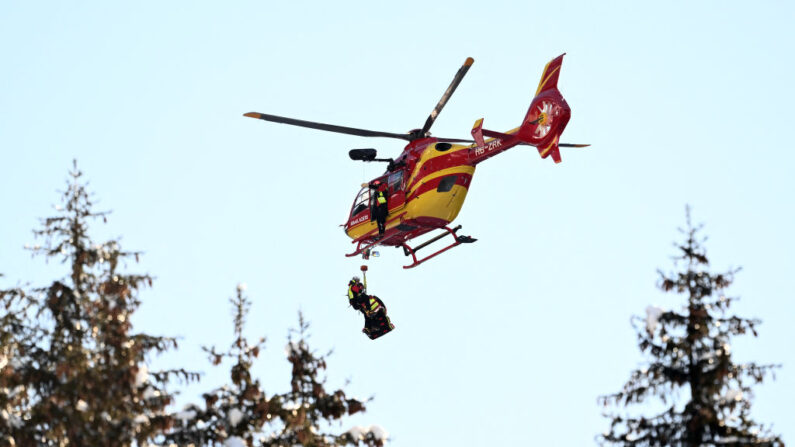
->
350, 215, 369, 226
474, 139, 502, 157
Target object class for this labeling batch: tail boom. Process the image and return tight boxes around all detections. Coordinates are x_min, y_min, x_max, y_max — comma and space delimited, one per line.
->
466, 54, 580, 166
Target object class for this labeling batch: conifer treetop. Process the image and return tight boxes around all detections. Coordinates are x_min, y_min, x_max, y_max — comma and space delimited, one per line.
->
598, 208, 783, 446
1, 161, 198, 446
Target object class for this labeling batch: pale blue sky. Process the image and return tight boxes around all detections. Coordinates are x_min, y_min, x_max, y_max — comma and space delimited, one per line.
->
1, 1, 793, 445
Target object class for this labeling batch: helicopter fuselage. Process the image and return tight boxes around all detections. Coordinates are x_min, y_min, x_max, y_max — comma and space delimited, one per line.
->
245, 53, 583, 268
343, 125, 527, 250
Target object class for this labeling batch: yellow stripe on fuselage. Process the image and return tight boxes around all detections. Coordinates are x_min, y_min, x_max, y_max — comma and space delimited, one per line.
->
408, 143, 472, 186
405, 155, 476, 224
404, 143, 477, 225
407, 165, 474, 198
409, 143, 469, 176
406, 182, 472, 224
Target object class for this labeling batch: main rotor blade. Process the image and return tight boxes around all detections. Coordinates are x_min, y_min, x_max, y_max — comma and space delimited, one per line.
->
244, 112, 412, 141
435, 137, 475, 143
558, 143, 591, 148
420, 57, 474, 137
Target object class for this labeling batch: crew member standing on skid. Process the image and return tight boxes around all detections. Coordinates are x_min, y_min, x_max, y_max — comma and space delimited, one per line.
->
370, 180, 389, 237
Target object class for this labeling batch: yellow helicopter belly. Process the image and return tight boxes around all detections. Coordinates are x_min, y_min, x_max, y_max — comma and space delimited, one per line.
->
407, 165, 474, 220
406, 183, 470, 223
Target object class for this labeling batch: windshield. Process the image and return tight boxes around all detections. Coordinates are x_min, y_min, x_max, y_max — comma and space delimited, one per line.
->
350, 187, 370, 217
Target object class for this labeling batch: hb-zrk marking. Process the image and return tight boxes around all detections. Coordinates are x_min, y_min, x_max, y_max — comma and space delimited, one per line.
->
474, 139, 502, 157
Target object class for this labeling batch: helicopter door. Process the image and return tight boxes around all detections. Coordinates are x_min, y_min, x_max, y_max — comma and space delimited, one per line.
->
387, 170, 406, 211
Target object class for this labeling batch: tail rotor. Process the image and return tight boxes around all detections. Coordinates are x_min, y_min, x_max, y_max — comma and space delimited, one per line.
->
517, 54, 588, 163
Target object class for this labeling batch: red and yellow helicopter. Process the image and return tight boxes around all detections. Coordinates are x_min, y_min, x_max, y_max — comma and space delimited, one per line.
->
245, 54, 587, 268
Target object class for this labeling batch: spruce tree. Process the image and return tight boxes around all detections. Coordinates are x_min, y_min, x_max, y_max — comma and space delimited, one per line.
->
598, 210, 783, 446
0, 278, 37, 446
275, 313, 387, 447
166, 284, 272, 446
168, 286, 388, 446
0, 162, 197, 446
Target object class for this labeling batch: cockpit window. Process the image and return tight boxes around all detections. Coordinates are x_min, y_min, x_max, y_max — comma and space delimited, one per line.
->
388, 171, 403, 193
351, 187, 370, 217
437, 175, 457, 192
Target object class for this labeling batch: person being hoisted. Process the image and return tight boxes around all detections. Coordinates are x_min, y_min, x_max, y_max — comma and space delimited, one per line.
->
369, 180, 389, 237
347, 265, 395, 340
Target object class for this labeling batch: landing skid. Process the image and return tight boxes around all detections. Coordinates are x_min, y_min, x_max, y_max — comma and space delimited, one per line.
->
401, 225, 476, 269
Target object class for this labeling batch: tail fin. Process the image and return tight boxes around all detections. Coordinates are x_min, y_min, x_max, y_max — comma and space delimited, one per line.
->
517, 54, 572, 163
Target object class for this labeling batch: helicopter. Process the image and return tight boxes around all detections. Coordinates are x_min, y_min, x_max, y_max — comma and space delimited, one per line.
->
245, 54, 588, 269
